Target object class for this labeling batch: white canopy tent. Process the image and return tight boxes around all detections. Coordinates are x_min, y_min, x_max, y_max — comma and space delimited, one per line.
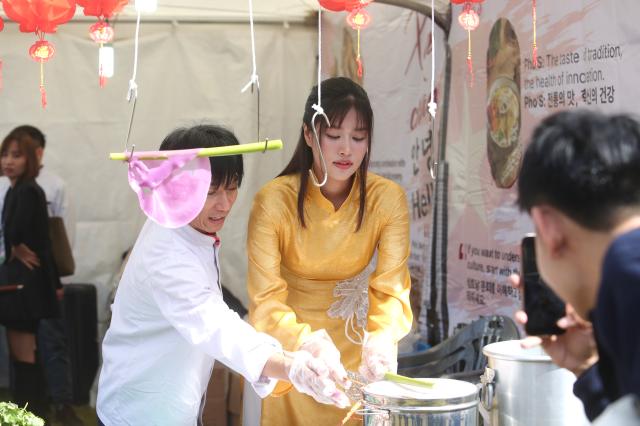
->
0, 0, 452, 329
110, 1, 451, 23
0, 10, 459, 399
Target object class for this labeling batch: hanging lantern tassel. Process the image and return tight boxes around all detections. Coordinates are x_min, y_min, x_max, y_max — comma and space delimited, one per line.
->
98, 45, 114, 88
356, 28, 363, 78
29, 37, 55, 109
347, 8, 371, 79
99, 62, 106, 88
39, 61, 47, 108
458, 4, 479, 88
466, 28, 474, 87
532, 0, 538, 67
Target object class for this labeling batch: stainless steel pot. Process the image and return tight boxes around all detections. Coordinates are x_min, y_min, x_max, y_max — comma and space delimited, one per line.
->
481, 340, 589, 425
362, 378, 479, 425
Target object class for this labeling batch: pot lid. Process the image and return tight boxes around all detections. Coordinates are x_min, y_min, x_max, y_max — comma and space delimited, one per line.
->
483, 339, 551, 362
363, 378, 479, 410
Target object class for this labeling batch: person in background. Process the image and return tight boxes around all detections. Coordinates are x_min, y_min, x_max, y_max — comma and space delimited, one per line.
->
97, 125, 349, 426
246, 77, 413, 425
0, 131, 60, 420
512, 110, 640, 421
0, 125, 81, 425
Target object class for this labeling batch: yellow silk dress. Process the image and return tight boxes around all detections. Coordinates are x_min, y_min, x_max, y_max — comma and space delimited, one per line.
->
247, 172, 413, 426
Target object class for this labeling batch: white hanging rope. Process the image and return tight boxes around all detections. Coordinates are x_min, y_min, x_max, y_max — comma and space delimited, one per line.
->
241, 0, 259, 93
428, 0, 438, 180
127, 10, 142, 102
240, 0, 262, 142
428, 0, 437, 119
123, 9, 142, 155
309, 7, 329, 187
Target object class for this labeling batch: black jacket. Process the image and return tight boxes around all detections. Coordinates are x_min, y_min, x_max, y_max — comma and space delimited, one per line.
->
1, 178, 59, 319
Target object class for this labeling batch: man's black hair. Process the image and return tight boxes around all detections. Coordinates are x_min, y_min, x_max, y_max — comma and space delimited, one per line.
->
159, 125, 244, 188
517, 110, 640, 230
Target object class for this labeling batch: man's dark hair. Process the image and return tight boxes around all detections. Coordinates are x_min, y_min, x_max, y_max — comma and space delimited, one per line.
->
159, 124, 244, 188
10, 125, 46, 149
517, 110, 640, 230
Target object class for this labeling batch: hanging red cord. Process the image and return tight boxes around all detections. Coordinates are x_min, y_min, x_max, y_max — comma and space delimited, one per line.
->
4, 0, 75, 107
29, 34, 55, 108
458, 3, 479, 86
347, 8, 371, 78
467, 29, 474, 86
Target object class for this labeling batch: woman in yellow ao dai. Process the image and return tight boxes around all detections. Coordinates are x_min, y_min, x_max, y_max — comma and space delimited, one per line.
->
247, 77, 413, 426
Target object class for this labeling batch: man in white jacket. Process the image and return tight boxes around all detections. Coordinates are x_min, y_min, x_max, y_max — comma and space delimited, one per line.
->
97, 125, 350, 426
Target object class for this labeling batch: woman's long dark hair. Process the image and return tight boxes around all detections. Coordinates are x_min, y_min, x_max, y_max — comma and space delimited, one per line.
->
279, 77, 373, 231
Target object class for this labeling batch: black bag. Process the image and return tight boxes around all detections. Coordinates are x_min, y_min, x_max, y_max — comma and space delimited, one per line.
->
64, 283, 99, 404
0, 260, 42, 323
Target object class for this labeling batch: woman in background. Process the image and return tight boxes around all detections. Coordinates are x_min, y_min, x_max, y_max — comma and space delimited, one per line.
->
247, 77, 413, 425
0, 130, 60, 420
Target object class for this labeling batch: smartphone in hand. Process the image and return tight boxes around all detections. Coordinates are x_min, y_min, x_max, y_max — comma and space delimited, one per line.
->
521, 234, 566, 335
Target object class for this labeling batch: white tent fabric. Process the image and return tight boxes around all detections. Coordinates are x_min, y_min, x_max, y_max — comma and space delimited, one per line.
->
106, 0, 451, 23
0, 0, 451, 358
1, 0, 438, 23
0, 19, 316, 336
117, 1, 319, 22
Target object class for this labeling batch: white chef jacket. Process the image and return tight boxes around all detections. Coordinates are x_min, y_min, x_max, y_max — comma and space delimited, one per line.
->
97, 220, 281, 426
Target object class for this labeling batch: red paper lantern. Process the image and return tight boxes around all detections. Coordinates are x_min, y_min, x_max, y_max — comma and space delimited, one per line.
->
458, 5, 480, 31
458, 3, 481, 87
3, 0, 75, 108
77, 0, 128, 18
0, 16, 4, 32
318, 0, 374, 13
29, 40, 55, 62
78, 1, 127, 87
345, 0, 373, 11
2, 0, 76, 33
318, 0, 346, 12
28, 37, 56, 107
89, 20, 114, 43
347, 8, 371, 30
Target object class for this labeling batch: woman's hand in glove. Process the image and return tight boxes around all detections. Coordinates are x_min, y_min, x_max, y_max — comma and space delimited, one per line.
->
286, 350, 351, 408
358, 331, 398, 382
298, 329, 351, 389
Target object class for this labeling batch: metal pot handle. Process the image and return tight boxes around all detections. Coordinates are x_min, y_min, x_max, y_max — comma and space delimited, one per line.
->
479, 367, 496, 425
355, 408, 390, 425
480, 366, 496, 410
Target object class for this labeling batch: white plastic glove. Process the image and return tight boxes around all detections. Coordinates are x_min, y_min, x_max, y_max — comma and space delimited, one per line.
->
286, 350, 350, 408
298, 329, 351, 389
358, 331, 398, 382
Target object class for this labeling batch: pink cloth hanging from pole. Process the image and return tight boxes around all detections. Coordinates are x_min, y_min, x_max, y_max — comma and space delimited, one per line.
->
127, 149, 211, 228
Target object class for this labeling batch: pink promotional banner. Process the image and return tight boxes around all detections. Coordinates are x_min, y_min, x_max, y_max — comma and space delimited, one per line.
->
446, 0, 639, 333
